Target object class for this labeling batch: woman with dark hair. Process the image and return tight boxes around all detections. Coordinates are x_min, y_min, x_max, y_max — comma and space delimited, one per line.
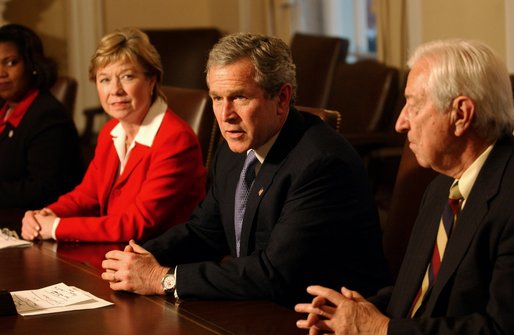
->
21, 27, 206, 242
0, 24, 83, 231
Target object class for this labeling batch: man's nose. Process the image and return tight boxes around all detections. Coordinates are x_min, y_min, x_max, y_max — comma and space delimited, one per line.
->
395, 105, 410, 133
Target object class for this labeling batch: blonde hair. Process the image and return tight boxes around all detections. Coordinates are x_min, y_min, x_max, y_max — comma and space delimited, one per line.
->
89, 27, 164, 101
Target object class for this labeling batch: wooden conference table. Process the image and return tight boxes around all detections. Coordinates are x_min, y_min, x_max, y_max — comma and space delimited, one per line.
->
1, 241, 303, 335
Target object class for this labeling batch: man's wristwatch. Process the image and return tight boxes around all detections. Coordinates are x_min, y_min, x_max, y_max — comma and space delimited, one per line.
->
161, 271, 176, 295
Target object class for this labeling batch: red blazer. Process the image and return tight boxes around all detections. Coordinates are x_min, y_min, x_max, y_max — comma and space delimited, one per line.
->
48, 108, 206, 242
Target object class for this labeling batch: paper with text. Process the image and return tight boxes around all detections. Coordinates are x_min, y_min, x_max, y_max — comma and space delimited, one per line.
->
11, 282, 113, 316
0, 230, 32, 249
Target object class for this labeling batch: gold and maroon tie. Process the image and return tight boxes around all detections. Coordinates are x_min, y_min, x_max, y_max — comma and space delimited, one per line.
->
410, 181, 463, 317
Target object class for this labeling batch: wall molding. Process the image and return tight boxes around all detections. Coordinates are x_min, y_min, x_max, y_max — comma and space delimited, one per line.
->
66, 0, 104, 132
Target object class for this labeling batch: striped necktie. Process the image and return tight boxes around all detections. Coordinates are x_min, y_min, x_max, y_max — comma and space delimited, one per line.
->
410, 181, 463, 317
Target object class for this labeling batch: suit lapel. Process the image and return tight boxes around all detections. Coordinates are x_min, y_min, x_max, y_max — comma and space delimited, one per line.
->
239, 110, 307, 256
0, 124, 12, 142
424, 137, 513, 313
116, 144, 147, 185
239, 156, 280, 256
225, 153, 245, 253
387, 182, 449, 317
98, 143, 120, 211
98, 143, 147, 212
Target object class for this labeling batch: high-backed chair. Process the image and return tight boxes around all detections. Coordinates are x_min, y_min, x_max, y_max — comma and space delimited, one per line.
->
381, 140, 438, 281
290, 32, 349, 108
144, 28, 222, 89
160, 85, 219, 171
326, 59, 399, 141
50, 75, 78, 117
296, 105, 341, 131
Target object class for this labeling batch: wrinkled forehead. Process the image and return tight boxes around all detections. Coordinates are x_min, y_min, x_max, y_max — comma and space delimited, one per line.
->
406, 61, 430, 98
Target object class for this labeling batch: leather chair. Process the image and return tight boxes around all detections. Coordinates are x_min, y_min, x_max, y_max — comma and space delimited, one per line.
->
381, 140, 438, 280
144, 28, 222, 89
50, 75, 78, 116
326, 59, 399, 145
295, 105, 341, 131
290, 32, 349, 108
325, 59, 402, 205
161, 85, 219, 171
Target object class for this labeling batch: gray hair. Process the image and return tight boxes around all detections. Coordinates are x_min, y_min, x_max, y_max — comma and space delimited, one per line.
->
206, 32, 297, 107
408, 39, 514, 141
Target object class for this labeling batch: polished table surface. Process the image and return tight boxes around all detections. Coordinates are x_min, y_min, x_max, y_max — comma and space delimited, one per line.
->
0, 241, 303, 335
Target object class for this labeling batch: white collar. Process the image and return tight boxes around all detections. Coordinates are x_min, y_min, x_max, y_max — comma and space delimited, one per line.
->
110, 97, 167, 147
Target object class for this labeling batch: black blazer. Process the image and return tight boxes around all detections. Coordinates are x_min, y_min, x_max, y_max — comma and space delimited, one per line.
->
145, 109, 390, 306
372, 135, 514, 334
0, 91, 83, 210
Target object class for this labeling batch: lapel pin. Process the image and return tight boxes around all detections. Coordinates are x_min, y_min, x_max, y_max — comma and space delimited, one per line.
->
258, 187, 264, 197
8, 130, 14, 138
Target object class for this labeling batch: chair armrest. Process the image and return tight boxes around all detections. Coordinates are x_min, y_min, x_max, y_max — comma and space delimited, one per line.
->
81, 106, 104, 145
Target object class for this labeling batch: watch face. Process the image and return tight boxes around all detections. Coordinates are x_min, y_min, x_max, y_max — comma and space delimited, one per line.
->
163, 274, 175, 290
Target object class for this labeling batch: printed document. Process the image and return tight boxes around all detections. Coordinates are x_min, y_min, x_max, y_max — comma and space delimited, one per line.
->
0, 229, 32, 249
11, 282, 113, 316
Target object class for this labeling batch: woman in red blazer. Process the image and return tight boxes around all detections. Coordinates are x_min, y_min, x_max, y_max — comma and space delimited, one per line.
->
21, 28, 206, 242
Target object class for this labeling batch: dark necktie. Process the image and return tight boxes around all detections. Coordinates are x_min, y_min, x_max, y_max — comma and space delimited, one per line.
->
234, 150, 258, 257
410, 181, 463, 317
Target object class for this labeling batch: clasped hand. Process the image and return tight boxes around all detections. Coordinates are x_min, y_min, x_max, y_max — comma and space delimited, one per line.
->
295, 285, 389, 335
101, 239, 170, 296
21, 208, 56, 240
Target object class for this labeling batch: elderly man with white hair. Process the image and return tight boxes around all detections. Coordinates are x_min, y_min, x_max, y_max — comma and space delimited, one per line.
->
296, 39, 514, 335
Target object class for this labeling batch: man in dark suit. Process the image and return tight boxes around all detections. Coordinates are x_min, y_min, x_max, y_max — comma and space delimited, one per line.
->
295, 39, 514, 334
100, 32, 389, 307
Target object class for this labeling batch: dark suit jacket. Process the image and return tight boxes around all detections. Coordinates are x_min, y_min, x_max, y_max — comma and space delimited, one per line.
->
0, 91, 83, 223
144, 109, 390, 306
371, 135, 514, 334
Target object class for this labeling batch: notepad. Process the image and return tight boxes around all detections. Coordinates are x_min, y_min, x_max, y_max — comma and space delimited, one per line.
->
10, 282, 113, 316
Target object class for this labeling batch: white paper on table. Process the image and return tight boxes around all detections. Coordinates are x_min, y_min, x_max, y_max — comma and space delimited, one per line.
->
0, 230, 32, 249
11, 282, 113, 316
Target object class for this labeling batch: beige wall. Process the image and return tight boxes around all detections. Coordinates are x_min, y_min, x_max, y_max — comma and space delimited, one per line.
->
3, 0, 509, 72
4, 0, 69, 74
103, 0, 240, 35
2, 0, 510, 130
2, 0, 243, 76
420, 0, 505, 62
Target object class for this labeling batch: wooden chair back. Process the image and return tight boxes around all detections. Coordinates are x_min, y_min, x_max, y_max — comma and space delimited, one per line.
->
291, 32, 349, 108
161, 85, 219, 171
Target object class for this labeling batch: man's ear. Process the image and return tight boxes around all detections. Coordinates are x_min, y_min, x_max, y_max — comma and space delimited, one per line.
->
451, 96, 475, 137
276, 83, 293, 115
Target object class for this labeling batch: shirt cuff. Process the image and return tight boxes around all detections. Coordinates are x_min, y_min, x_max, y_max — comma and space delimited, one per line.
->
51, 217, 60, 240
174, 266, 179, 299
